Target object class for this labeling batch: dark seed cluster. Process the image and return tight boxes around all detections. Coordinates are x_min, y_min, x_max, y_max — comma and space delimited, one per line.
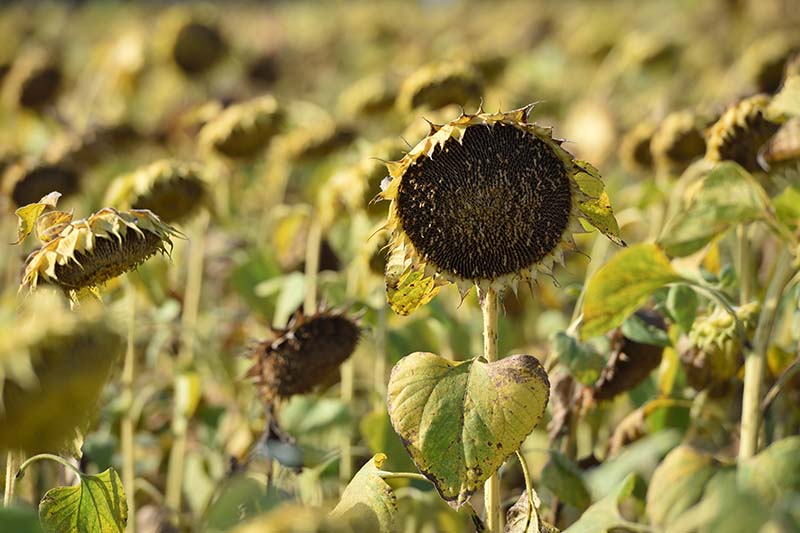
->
53, 230, 164, 290
132, 176, 207, 224
396, 122, 572, 280
9, 164, 79, 207
249, 313, 360, 403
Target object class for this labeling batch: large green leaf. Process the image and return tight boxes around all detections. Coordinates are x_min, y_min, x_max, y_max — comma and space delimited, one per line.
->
39, 468, 127, 533
387, 352, 550, 508
564, 474, 647, 533
739, 435, 800, 504
658, 162, 771, 257
330, 453, 397, 532
646, 446, 718, 528
580, 244, 682, 339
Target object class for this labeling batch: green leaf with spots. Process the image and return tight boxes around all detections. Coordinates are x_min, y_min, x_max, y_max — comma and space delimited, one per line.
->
39, 468, 127, 533
564, 474, 645, 533
330, 453, 397, 533
13, 191, 62, 244
387, 352, 550, 508
573, 160, 625, 247
658, 162, 771, 257
580, 244, 683, 339
385, 242, 441, 316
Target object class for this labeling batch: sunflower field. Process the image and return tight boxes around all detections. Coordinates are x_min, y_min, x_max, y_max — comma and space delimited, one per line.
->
1, 1, 800, 532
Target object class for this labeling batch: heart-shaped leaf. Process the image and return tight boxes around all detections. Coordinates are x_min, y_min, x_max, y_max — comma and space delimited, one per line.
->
330, 453, 397, 532
387, 352, 550, 508
39, 468, 127, 533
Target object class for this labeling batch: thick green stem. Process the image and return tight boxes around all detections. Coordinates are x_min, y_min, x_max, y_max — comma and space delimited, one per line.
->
165, 211, 209, 521
739, 249, 796, 462
121, 284, 137, 533
480, 286, 501, 532
3, 451, 19, 506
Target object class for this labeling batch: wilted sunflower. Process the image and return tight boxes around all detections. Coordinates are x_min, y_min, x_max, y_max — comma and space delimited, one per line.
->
0, 291, 123, 454
199, 95, 283, 159
17, 193, 180, 300
2, 160, 80, 208
104, 159, 208, 224
2, 48, 62, 111
706, 94, 781, 172
246, 309, 361, 403
650, 110, 707, 174
396, 62, 483, 113
378, 106, 624, 298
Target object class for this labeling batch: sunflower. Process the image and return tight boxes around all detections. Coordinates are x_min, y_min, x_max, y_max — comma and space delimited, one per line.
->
17, 193, 180, 300
0, 291, 123, 453
199, 95, 283, 159
706, 94, 781, 172
104, 159, 208, 224
378, 106, 624, 299
246, 309, 361, 403
396, 62, 483, 113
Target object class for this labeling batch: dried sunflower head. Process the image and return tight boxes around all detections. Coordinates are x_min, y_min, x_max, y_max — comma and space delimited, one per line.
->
246, 309, 361, 403
171, 19, 227, 75
706, 94, 781, 172
284, 121, 357, 162
2, 48, 61, 111
378, 106, 624, 298
396, 62, 483, 113
16, 193, 180, 301
0, 291, 123, 454
2, 160, 80, 208
619, 121, 656, 173
650, 110, 707, 174
338, 73, 398, 117
199, 95, 283, 159
105, 159, 208, 224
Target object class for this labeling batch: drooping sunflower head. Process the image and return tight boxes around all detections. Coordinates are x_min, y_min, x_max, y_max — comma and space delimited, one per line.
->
2, 160, 80, 208
706, 94, 782, 172
2, 48, 62, 111
0, 291, 123, 454
199, 95, 283, 159
379, 106, 624, 298
246, 308, 361, 403
105, 159, 209, 224
396, 62, 483, 113
16, 193, 181, 301
650, 110, 707, 174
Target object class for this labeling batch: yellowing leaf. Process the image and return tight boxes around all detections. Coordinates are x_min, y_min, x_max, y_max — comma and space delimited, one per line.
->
13, 191, 62, 244
387, 352, 550, 508
330, 453, 397, 533
384, 243, 440, 316
35, 210, 74, 243
573, 161, 624, 246
658, 162, 771, 257
39, 468, 127, 533
580, 244, 683, 339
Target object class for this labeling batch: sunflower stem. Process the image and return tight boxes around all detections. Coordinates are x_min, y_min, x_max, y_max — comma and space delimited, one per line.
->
304, 216, 322, 315
121, 282, 137, 533
479, 285, 501, 532
16, 453, 81, 479
739, 248, 796, 462
3, 451, 20, 506
166, 211, 209, 523
516, 450, 537, 532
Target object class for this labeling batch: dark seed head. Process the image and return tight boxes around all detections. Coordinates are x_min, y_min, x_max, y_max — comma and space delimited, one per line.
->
396, 122, 572, 281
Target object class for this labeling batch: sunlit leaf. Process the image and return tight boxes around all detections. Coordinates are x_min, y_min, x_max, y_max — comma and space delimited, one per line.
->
35, 210, 73, 243
768, 75, 800, 120
39, 468, 127, 533
646, 446, 718, 528
658, 162, 771, 256
385, 243, 440, 316
387, 352, 549, 508
13, 192, 62, 245
563, 474, 643, 533
330, 454, 397, 532
573, 161, 624, 247
580, 244, 683, 339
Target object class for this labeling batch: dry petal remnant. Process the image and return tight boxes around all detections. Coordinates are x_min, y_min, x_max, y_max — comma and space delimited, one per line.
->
379, 106, 622, 294
22, 207, 180, 298
248, 310, 361, 403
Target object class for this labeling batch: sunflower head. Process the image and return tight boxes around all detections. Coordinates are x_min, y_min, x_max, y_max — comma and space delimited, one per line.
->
650, 110, 707, 174
199, 95, 283, 159
706, 94, 782, 172
171, 19, 227, 76
105, 159, 209, 224
246, 308, 361, 403
619, 121, 656, 173
396, 62, 483, 113
15, 192, 181, 301
378, 106, 624, 299
3, 160, 80, 208
2, 48, 61, 111
0, 291, 123, 454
